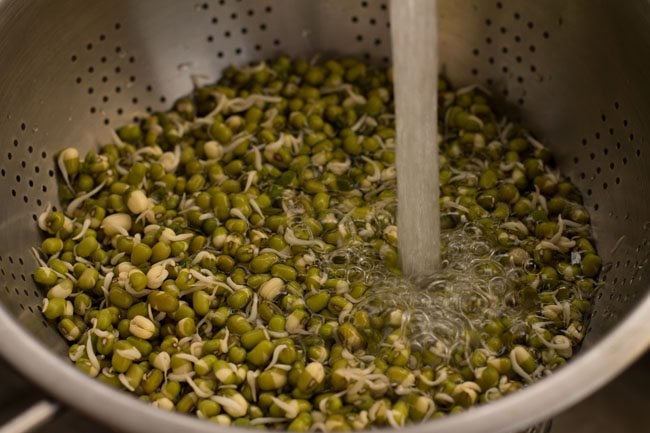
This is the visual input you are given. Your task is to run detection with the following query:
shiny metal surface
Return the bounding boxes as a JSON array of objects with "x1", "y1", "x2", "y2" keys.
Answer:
[{"x1": 0, "y1": 0, "x2": 649, "y2": 432}]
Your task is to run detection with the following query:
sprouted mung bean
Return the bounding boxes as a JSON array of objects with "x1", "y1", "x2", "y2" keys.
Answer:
[{"x1": 32, "y1": 56, "x2": 600, "y2": 430}]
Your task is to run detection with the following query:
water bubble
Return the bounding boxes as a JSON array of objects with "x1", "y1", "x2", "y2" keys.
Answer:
[{"x1": 348, "y1": 223, "x2": 534, "y2": 363}]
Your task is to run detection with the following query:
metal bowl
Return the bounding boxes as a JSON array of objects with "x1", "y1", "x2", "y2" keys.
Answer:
[{"x1": 1, "y1": 1, "x2": 649, "y2": 432}]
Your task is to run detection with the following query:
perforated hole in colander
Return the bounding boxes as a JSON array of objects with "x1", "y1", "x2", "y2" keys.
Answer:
[
  {"x1": 70, "y1": 22, "x2": 161, "y2": 125},
  {"x1": 471, "y1": 1, "x2": 556, "y2": 106},
  {"x1": 204, "y1": 0, "x2": 285, "y2": 63}
]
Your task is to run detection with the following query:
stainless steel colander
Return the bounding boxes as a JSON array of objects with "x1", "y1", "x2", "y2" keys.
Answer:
[{"x1": 1, "y1": 1, "x2": 649, "y2": 432}]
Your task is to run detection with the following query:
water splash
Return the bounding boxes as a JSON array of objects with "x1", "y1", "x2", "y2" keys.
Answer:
[{"x1": 327, "y1": 223, "x2": 531, "y2": 362}]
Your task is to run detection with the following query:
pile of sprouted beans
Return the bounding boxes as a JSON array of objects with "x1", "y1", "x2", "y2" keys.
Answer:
[{"x1": 32, "y1": 56, "x2": 600, "y2": 430}]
